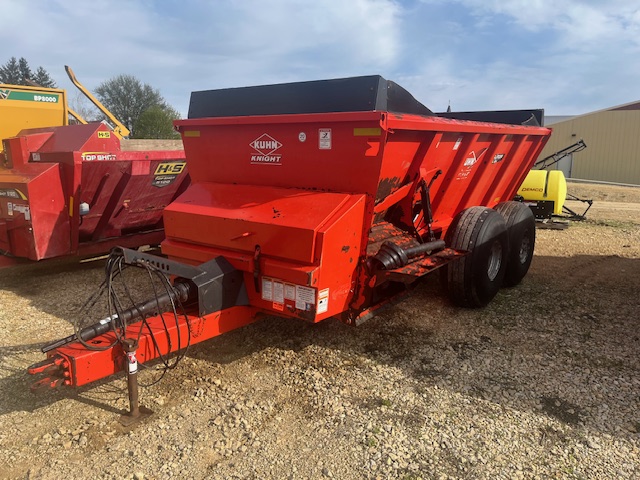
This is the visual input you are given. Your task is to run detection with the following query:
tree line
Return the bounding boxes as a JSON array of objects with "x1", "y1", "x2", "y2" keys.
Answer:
[{"x1": 1, "y1": 57, "x2": 180, "y2": 139}]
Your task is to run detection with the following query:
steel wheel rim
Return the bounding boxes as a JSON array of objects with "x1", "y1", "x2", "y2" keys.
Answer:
[
  {"x1": 519, "y1": 234, "x2": 532, "y2": 264},
  {"x1": 487, "y1": 240, "x2": 502, "y2": 281}
]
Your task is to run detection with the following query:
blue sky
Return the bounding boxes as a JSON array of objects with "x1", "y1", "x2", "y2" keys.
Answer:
[{"x1": 3, "y1": 0, "x2": 639, "y2": 118}]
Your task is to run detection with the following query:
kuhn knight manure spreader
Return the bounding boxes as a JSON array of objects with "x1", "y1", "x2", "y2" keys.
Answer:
[{"x1": 29, "y1": 76, "x2": 550, "y2": 420}]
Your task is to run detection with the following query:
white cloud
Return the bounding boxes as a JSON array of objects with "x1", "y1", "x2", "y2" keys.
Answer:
[
  {"x1": 2, "y1": 0, "x2": 402, "y2": 115},
  {"x1": 410, "y1": 0, "x2": 640, "y2": 113},
  {"x1": 434, "y1": 0, "x2": 640, "y2": 49},
  {"x1": 2, "y1": 0, "x2": 639, "y2": 116}
]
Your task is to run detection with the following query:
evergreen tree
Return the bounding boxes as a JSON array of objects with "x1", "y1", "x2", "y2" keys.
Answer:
[
  {"x1": 0, "y1": 57, "x2": 21, "y2": 84},
  {"x1": 32, "y1": 66, "x2": 57, "y2": 88},
  {"x1": 18, "y1": 57, "x2": 32, "y2": 84},
  {"x1": 0, "y1": 57, "x2": 56, "y2": 87}
]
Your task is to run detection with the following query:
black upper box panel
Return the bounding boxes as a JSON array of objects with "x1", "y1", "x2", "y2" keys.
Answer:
[{"x1": 188, "y1": 75, "x2": 434, "y2": 119}]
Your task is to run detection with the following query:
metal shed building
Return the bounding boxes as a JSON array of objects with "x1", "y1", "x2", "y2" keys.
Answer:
[{"x1": 541, "y1": 101, "x2": 640, "y2": 186}]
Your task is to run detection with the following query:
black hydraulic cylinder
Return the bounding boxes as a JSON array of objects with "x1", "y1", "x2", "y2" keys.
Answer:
[{"x1": 41, "y1": 282, "x2": 192, "y2": 353}]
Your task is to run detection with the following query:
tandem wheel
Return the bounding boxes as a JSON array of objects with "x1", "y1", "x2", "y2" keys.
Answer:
[
  {"x1": 494, "y1": 201, "x2": 536, "y2": 287},
  {"x1": 445, "y1": 206, "x2": 509, "y2": 307}
]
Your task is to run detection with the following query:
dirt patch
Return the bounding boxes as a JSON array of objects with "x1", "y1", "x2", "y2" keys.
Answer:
[{"x1": 568, "y1": 181, "x2": 640, "y2": 203}]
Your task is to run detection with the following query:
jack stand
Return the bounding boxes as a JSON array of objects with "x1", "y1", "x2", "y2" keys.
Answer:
[{"x1": 119, "y1": 339, "x2": 153, "y2": 426}]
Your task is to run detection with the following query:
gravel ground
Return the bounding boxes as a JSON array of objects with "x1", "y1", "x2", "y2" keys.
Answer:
[{"x1": 0, "y1": 184, "x2": 638, "y2": 480}]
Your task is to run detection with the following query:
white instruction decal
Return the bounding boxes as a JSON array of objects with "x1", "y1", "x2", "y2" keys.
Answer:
[
  {"x1": 261, "y1": 277, "x2": 273, "y2": 301},
  {"x1": 7, "y1": 203, "x2": 30, "y2": 220},
  {"x1": 284, "y1": 283, "x2": 296, "y2": 301},
  {"x1": 273, "y1": 281, "x2": 284, "y2": 304},
  {"x1": 296, "y1": 285, "x2": 315, "y2": 310}
]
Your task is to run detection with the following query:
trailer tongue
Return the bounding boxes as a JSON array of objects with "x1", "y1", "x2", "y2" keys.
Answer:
[{"x1": 29, "y1": 76, "x2": 550, "y2": 418}]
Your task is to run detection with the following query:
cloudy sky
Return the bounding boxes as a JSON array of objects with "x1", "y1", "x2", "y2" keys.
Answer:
[{"x1": 3, "y1": 0, "x2": 639, "y2": 118}]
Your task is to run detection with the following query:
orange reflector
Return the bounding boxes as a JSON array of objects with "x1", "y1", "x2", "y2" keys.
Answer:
[{"x1": 353, "y1": 128, "x2": 381, "y2": 136}]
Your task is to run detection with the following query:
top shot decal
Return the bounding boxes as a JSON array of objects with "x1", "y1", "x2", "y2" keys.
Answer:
[
  {"x1": 250, "y1": 134, "x2": 282, "y2": 165},
  {"x1": 81, "y1": 152, "x2": 117, "y2": 161}
]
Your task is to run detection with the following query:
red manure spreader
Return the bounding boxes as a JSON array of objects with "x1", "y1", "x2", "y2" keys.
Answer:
[
  {"x1": 0, "y1": 123, "x2": 188, "y2": 267},
  {"x1": 28, "y1": 76, "x2": 550, "y2": 419}
]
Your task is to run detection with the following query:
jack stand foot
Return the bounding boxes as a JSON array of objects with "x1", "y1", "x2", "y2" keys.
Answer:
[
  {"x1": 119, "y1": 405, "x2": 154, "y2": 427},
  {"x1": 119, "y1": 338, "x2": 153, "y2": 426}
]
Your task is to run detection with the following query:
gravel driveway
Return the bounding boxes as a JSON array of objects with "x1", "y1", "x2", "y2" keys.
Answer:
[{"x1": 0, "y1": 184, "x2": 638, "y2": 480}]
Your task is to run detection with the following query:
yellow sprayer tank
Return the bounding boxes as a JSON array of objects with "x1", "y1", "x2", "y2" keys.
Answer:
[
  {"x1": 0, "y1": 84, "x2": 69, "y2": 153},
  {"x1": 518, "y1": 169, "x2": 567, "y2": 215}
]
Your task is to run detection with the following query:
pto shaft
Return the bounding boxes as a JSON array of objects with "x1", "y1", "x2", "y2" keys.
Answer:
[{"x1": 41, "y1": 281, "x2": 193, "y2": 353}]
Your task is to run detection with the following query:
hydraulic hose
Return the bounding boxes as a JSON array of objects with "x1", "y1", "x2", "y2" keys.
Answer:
[{"x1": 41, "y1": 281, "x2": 193, "y2": 353}]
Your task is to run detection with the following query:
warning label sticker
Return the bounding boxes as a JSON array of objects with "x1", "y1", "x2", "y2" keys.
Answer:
[
  {"x1": 317, "y1": 288, "x2": 329, "y2": 314},
  {"x1": 261, "y1": 277, "x2": 319, "y2": 313},
  {"x1": 319, "y1": 128, "x2": 332, "y2": 150}
]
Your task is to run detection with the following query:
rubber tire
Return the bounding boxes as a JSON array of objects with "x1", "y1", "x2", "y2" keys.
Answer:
[
  {"x1": 495, "y1": 201, "x2": 536, "y2": 287},
  {"x1": 446, "y1": 207, "x2": 509, "y2": 307}
]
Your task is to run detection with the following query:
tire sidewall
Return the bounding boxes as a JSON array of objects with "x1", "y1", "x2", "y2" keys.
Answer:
[
  {"x1": 495, "y1": 202, "x2": 536, "y2": 286},
  {"x1": 467, "y1": 211, "x2": 509, "y2": 305},
  {"x1": 446, "y1": 207, "x2": 509, "y2": 307}
]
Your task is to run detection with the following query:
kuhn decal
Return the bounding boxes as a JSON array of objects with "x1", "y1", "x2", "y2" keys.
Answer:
[
  {"x1": 463, "y1": 147, "x2": 489, "y2": 167},
  {"x1": 456, "y1": 148, "x2": 489, "y2": 180},
  {"x1": 250, "y1": 134, "x2": 282, "y2": 165}
]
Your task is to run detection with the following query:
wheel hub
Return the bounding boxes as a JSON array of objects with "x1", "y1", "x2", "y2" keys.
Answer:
[{"x1": 487, "y1": 240, "x2": 503, "y2": 281}]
